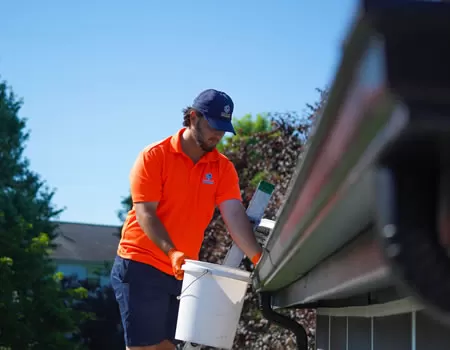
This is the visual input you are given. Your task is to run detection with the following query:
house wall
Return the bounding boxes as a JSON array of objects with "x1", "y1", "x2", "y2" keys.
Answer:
[
  {"x1": 315, "y1": 297, "x2": 450, "y2": 350},
  {"x1": 56, "y1": 261, "x2": 111, "y2": 287}
]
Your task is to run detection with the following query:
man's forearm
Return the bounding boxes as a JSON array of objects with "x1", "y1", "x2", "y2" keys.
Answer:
[
  {"x1": 137, "y1": 211, "x2": 175, "y2": 255},
  {"x1": 221, "y1": 202, "x2": 262, "y2": 260}
]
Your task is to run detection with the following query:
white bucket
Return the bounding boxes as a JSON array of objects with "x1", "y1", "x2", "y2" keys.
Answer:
[{"x1": 175, "y1": 259, "x2": 251, "y2": 349}]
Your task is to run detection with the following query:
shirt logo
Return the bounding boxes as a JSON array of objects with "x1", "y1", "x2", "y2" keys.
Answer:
[{"x1": 202, "y1": 173, "x2": 214, "y2": 185}]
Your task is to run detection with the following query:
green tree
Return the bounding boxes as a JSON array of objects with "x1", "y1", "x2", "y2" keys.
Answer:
[
  {"x1": 217, "y1": 113, "x2": 272, "y2": 152},
  {"x1": 61, "y1": 274, "x2": 125, "y2": 350},
  {"x1": 0, "y1": 77, "x2": 85, "y2": 349}
]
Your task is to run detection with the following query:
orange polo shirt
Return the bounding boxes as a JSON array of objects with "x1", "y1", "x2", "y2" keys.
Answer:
[{"x1": 117, "y1": 128, "x2": 242, "y2": 275}]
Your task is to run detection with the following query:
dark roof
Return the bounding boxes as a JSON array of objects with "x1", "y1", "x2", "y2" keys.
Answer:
[{"x1": 51, "y1": 221, "x2": 121, "y2": 262}]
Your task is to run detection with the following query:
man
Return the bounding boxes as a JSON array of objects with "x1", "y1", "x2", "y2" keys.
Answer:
[{"x1": 110, "y1": 89, "x2": 263, "y2": 350}]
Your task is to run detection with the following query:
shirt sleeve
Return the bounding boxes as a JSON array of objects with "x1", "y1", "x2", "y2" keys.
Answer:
[
  {"x1": 130, "y1": 147, "x2": 163, "y2": 203},
  {"x1": 215, "y1": 161, "x2": 242, "y2": 206}
]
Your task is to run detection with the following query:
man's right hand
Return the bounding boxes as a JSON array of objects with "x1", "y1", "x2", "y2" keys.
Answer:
[{"x1": 168, "y1": 248, "x2": 186, "y2": 280}]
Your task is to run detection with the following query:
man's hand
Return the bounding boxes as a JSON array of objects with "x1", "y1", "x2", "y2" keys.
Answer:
[
  {"x1": 219, "y1": 199, "x2": 263, "y2": 265},
  {"x1": 168, "y1": 249, "x2": 186, "y2": 280}
]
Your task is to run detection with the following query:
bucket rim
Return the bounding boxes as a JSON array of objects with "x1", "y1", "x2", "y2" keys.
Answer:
[{"x1": 182, "y1": 259, "x2": 251, "y2": 282}]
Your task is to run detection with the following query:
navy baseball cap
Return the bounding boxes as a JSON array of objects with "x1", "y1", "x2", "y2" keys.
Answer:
[{"x1": 192, "y1": 89, "x2": 236, "y2": 135}]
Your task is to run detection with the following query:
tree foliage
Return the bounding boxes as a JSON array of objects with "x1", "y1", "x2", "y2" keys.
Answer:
[
  {"x1": 217, "y1": 113, "x2": 272, "y2": 153},
  {"x1": 60, "y1": 274, "x2": 125, "y2": 350},
  {"x1": 0, "y1": 78, "x2": 85, "y2": 349}
]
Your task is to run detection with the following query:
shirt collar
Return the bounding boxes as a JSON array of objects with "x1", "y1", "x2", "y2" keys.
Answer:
[{"x1": 170, "y1": 128, "x2": 220, "y2": 162}]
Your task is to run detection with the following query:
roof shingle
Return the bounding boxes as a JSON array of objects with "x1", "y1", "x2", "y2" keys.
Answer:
[{"x1": 51, "y1": 221, "x2": 121, "y2": 262}]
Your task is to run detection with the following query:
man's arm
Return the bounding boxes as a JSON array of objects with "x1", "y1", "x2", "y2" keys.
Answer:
[
  {"x1": 135, "y1": 201, "x2": 175, "y2": 255},
  {"x1": 135, "y1": 201, "x2": 185, "y2": 279},
  {"x1": 129, "y1": 147, "x2": 186, "y2": 279},
  {"x1": 219, "y1": 199, "x2": 262, "y2": 264},
  {"x1": 129, "y1": 148, "x2": 174, "y2": 253}
]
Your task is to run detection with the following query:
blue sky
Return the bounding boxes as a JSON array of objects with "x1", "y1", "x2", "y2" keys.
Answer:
[{"x1": 1, "y1": 0, "x2": 358, "y2": 226}]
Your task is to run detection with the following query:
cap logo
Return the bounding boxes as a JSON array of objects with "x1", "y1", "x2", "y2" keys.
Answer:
[{"x1": 221, "y1": 105, "x2": 232, "y2": 119}]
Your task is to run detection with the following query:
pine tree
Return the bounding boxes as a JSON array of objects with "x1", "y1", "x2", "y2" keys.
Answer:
[{"x1": 0, "y1": 77, "x2": 85, "y2": 350}]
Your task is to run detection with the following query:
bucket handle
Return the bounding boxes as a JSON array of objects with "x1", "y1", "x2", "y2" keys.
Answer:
[{"x1": 176, "y1": 268, "x2": 210, "y2": 300}]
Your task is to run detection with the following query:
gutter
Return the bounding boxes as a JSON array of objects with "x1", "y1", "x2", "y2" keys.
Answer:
[{"x1": 253, "y1": 0, "x2": 450, "y2": 327}]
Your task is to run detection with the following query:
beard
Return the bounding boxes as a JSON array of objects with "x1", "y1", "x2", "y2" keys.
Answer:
[{"x1": 193, "y1": 120, "x2": 216, "y2": 153}]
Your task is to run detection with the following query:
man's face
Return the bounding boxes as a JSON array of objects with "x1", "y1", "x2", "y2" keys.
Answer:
[{"x1": 192, "y1": 117, "x2": 225, "y2": 152}]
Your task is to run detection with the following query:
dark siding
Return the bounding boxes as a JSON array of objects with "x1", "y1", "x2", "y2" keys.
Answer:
[
  {"x1": 316, "y1": 315, "x2": 330, "y2": 350},
  {"x1": 330, "y1": 317, "x2": 347, "y2": 350},
  {"x1": 315, "y1": 303, "x2": 450, "y2": 350},
  {"x1": 348, "y1": 317, "x2": 371, "y2": 350},
  {"x1": 416, "y1": 310, "x2": 450, "y2": 350},
  {"x1": 373, "y1": 313, "x2": 411, "y2": 350}
]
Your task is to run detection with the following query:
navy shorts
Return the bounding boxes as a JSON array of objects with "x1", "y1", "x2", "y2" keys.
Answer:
[{"x1": 110, "y1": 255, "x2": 183, "y2": 347}]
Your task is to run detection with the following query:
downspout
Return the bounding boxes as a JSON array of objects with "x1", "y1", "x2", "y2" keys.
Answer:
[{"x1": 259, "y1": 292, "x2": 308, "y2": 350}]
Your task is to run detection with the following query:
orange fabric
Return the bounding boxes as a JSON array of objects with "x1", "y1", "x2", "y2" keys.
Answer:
[
  {"x1": 117, "y1": 128, "x2": 242, "y2": 276},
  {"x1": 251, "y1": 251, "x2": 262, "y2": 265}
]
